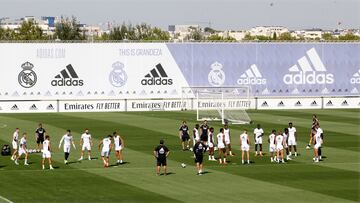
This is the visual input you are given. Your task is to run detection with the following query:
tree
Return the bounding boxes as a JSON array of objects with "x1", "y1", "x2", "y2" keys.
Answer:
[
  {"x1": 207, "y1": 34, "x2": 223, "y2": 41},
  {"x1": 54, "y1": 16, "x2": 85, "y2": 40},
  {"x1": 243, "y1": 34, "x2": 256, "y2": 40},
  {"x1": 204, "y1": 27, "x2": 216, "y2": 34},
  {"x1": 16, "y1": 20, "x2": 45, "y2": 40},
  {"x1": 322, "y1": 33, "x2": 334, "y2": 40},
  {"x1": 278, "y1": 32, "x2": 294, "y2": 40},
  {"x1": 338, "y1": 33, "x2": 360, "y2": 40},
  {"x1": 272, "y1": 32, "x2": 277, "y2": 40},
  {"x1": 0, "y1": 27, "x2": 16, "y2": 40}
]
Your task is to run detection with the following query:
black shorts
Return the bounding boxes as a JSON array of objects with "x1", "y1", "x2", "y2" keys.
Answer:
[
  {"x1": 157, "y1": 157, "x2": 167, "y2": 166},
  {"x1": 181, "y1": 134, "x2": 190, "y2": 142},
  {"x1": 195, "y1": 155, "x2": 203, "y2": 164},
  {"x1": 37, "y1": 137, "x2": 44, "y2": 144}
]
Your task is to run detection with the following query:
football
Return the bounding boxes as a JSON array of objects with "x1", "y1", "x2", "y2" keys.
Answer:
[{"x1": 181, "y1": 163, "x2": 186, "y2": 168}]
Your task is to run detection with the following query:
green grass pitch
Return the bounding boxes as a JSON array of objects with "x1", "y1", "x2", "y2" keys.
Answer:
[{"x1": 0, "y1": 109, "x2": 359, "y2": 203}]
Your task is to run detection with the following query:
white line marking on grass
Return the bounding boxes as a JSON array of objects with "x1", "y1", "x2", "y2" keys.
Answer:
[
  {"x1": 0, "y1": 124, "x2": 7, "y2": 128},
  {"x1": 0, "y1": 195, "x2": 13, "y2": 203}
]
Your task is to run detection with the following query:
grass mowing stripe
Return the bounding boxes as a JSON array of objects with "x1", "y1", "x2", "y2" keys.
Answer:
[{"x1": 0, "y1": 110, "x2": 358, "y2": 203}]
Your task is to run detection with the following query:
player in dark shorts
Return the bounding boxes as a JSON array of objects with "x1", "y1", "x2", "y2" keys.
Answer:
[
  {"x1": 154, "y1": 139, "x2": 170, "y2": 176},
  {"x1": 193, "y1": 138, "x2": 207, "y2": 175},
  {"x1": 179, "y1": 121, "x2": 190, "y2": 150},
  {"x1": 200, "y1": 120, "x2": 209, "y2": 142},
  {"x1": 35, "y1": 123, "x2": 46, "y2": 151}
]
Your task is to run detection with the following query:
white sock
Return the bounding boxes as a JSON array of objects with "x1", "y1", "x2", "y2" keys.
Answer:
[
  {"x1": 289, "y1": 152, "x2": 292, "y2": 156},
  {"x1": 295, "y1": 152, "x2": 297, "y2": 156},
  {"x1": 271, "y1": 157, "x2": 273, "y2": 161},
  {"x1": 25, "y1": 159, "x2": 28, "y2": 164},
  {"x1": 229, "y1": 151, "x2": 233, "y2": 155},
  {"x1": 242, "y1": 160, "x2": 244, "y2": 164},
  {"x1": 42, "y1": 165, "x2": 45, "y2": 169},
  {"x1": 247, "y1": 160, "x2": 250, "y2": 164},
  {"x1": 80, "y1": 156, "x2": 83, "y2": 159}
]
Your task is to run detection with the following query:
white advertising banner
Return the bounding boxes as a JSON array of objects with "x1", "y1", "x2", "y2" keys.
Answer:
[
  {"x1": 196, "y1": 99, "x2": 255, "y2": 110},
  {"x1": 257, "y1": 98, "x2": 322, "y2": 109},
  {"x1": 127, "y1": 99, "x2": 190, "y2": 111},
  {"x1": 59, "y1": 100, "x2": 125, "y2": 112},
  {"x1": 323, "y1": 97, "x2": 360, "y2": 109},
  {"x1": 0, "y1": 101, "x2": 57, "y2": 113},
  {"x1": 0, "y1": 43, "x2": 190, "y2": 100}
]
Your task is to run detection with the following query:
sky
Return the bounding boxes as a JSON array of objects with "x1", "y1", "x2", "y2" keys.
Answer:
[{"x1": 0, "y1": 0, "x2": 359, "y2": 30}]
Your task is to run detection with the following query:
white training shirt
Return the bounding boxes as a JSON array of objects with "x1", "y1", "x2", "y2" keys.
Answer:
[
  {"x1": 43, "y1": 140, "x2": 50, "y2": 152},
  {"x1": 240, "y1": 133, "x2": 249, "y2": 146},
  {"x1": 315, "y1": 128, "x2": 323, "y2": 145},
  {"x1": 114, "y1": 135, "x2": 122, "y2": 147},
  {"x1": 276, "y1": 135, "x2": 284, "y2": 146},
  {"x1": 217, "y1": 133, "x2": 224, "y2": 145},
  {"x1": 193, "y1": 128, "x2": 199, "y2": 140},
  {"x1": 102, "y1": 138, "x2": 111, "y2": 151},
  {"x1": 269, "y1": 133, "x2": 276, "y2": 145},
  {"x1": 224, "y1": 128, "x2": 230, "y2": 141},
  {"x1": 254, "y1": 128, "x2": 264, "y2": 139},
  {"x1": 60, "y1": 134, "x2": 73, "y2": 146},
  {"x1": 13, "y1": 131, "x2": 19, "y2": 142},
  {"x1": 288, "y1": 127, "x2": 296, "y2": 139},
  {"x1": 20, "y1": 137, "x2": 27, "y2": 148},
  {"x1": 81, "y1": 133, "x2": 91, "y2": 145}
]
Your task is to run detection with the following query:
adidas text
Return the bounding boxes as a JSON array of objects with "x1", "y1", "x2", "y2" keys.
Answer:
[
  {"x1": 51, "y1": 78, "x2": 84, "y2": 86},
  {"x1": 283, "y1": 71, "x2": 334, "y2": 85},
  {"x1": 350, "y1": 78, "x2": 360, "y2": 84},
  {"x1": 141, "y1": 78, "x2": 173, "y2": 85},
  {"x1": 237, "y1": 78, "x2": 266, "y2": 85}
]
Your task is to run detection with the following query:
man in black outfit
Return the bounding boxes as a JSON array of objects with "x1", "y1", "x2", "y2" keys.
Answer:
[
  {"x1": 35, "y1": 123, "x2": 46, "y2": 152},
  {"x1": 154, "y1": 139, "x2": 170, "y2": 176},
  {"x1": 179, "y1": 121, "x2": 190, "y2": 150},
  {"x1": 193, "y1": 138, "x2": 207, "y2": 175}
]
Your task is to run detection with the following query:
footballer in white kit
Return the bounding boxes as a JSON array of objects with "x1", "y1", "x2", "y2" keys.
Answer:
[
  {"x1": 217, "y1": 128, "x2": 227, "y2": 164},
  {"x1": 240, "y1": 130, "x2": 250, "y2": 164},
  {"x1": 192, "y1": 124, "x2": 200, "y2": 148},
  {"x1": 253, "y1": 124, "x2": 264, "y2": 156},
  {"x1": 275, "y1": 132, "x2": 285, "y2": 163},
  {"x1": 268, "y1": 130, "x2": 276, "y2": 162},
  {"x1": 79, "y1": 129, "x2": 92, "y2": 161},
  {"x1": 288, "y1": 122, "x2": 298, "y2": 156},
  {"x1": 113, "y1": 131, "x2": 125, "y2": 164},
  {"x1": 224, "y1": 123, "x2": 234, "y2": 156},
  {"x1": 16, "y1": 133, "x2": 29, "y2": 165},
  {"x1": 313, "y1": 125, "x2": 323, "y2": 162},
  {"x1": 58, "y1": 130, "x2": 76, "y2": 164},
  {"x1": 207, "y1": 127, "x2": 216, "y2": 161},
  {"x1": 283, "y1": 128, "x2": 291, "y2": 160},
  {"x1": 98, "y1": 135, "x2": 113, "y2": 167},
  {"x1": 42, "y1": 135, "x2": 54, "y2": 170},
  {"x1": 11, "y1": 128, "x2": 20, "y2": 161}
]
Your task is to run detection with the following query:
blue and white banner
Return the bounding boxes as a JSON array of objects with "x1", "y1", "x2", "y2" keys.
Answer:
[{"x1": 0, "y1": 43, "x2": 359, "y2": 100}]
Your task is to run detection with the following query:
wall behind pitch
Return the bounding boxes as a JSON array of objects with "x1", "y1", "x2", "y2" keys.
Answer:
[{"x1": 0, "y1": 43, "x2": 359, "y2": 101}]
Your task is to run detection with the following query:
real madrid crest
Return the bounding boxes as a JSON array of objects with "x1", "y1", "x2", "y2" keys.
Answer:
[
  {"x1": 18, "y1": 62, "x2": 37, "y2": 88},
  {"x1": 109, "y1": 61, "x2": 127, "y2": 87},
  {"x1": 208, "y1": 61, "x2": 225, "y2": 87}
]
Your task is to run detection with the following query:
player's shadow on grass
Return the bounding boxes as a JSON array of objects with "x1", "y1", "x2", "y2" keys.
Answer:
[
  {"x1": 67, "y1": 161, "x2": 78, "y2": 164},
  {"x1": 161, "y1": 172, "x2": 175, "y2": 176},
  {"x1": 201, "y1": 171, "x2": 211, "y2": 174},
  {"x1": 109, "y1": 162, "x2": 130, "y2": 167}
]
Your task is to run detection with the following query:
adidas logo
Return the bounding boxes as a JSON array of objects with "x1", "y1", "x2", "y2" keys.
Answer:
[
  {"x1": 326, "y1": 100, "x2": 333, "y2": 106},
  {"x1": 283, "y1": 48, "x2": 334, "y2": 85},
  {"x1": 237, "y1": 64, "x2": 266, "y2": 85},
  {"x1": 261, "y1": 101, "x2": 268, "y2": 107},
  {"x1": 341, "y1": 100, "x2": 348, "y2": 106},
  {"x1": 29, "y1": 104, "x2": 38, "y2": 110},
  {"x1": 11, "y1": 104, "x2": 19, "y2": 110},
  {"x1": 295, "y1": 101, "x2": 302, "y2": 106},
  {"x1": 51, "y1": 64, "x2": 84, "y2": 86},
  {"x1": 277, "y1": 101, "x2": 284, "y2": 107},
  {"x1": 350, "y1": 69, "x2": 360, "y2": 84},
  {"x1": 311, "y1": 101, "x2": 318, "y2": 106},
  {"x1": 46, "y1": 104, "x2": 54, "y2": 110},
  {"x1": 141, "y1": 63, "x2": 173, "y2": 85}
]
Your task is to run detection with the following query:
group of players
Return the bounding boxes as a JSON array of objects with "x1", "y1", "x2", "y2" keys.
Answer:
[
  {"x1": 10, "y1": 123, "x2": 125, "y2": 169},
  {"x1": 173, "y1": 114, "x2": 324, "y2": 175}
]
